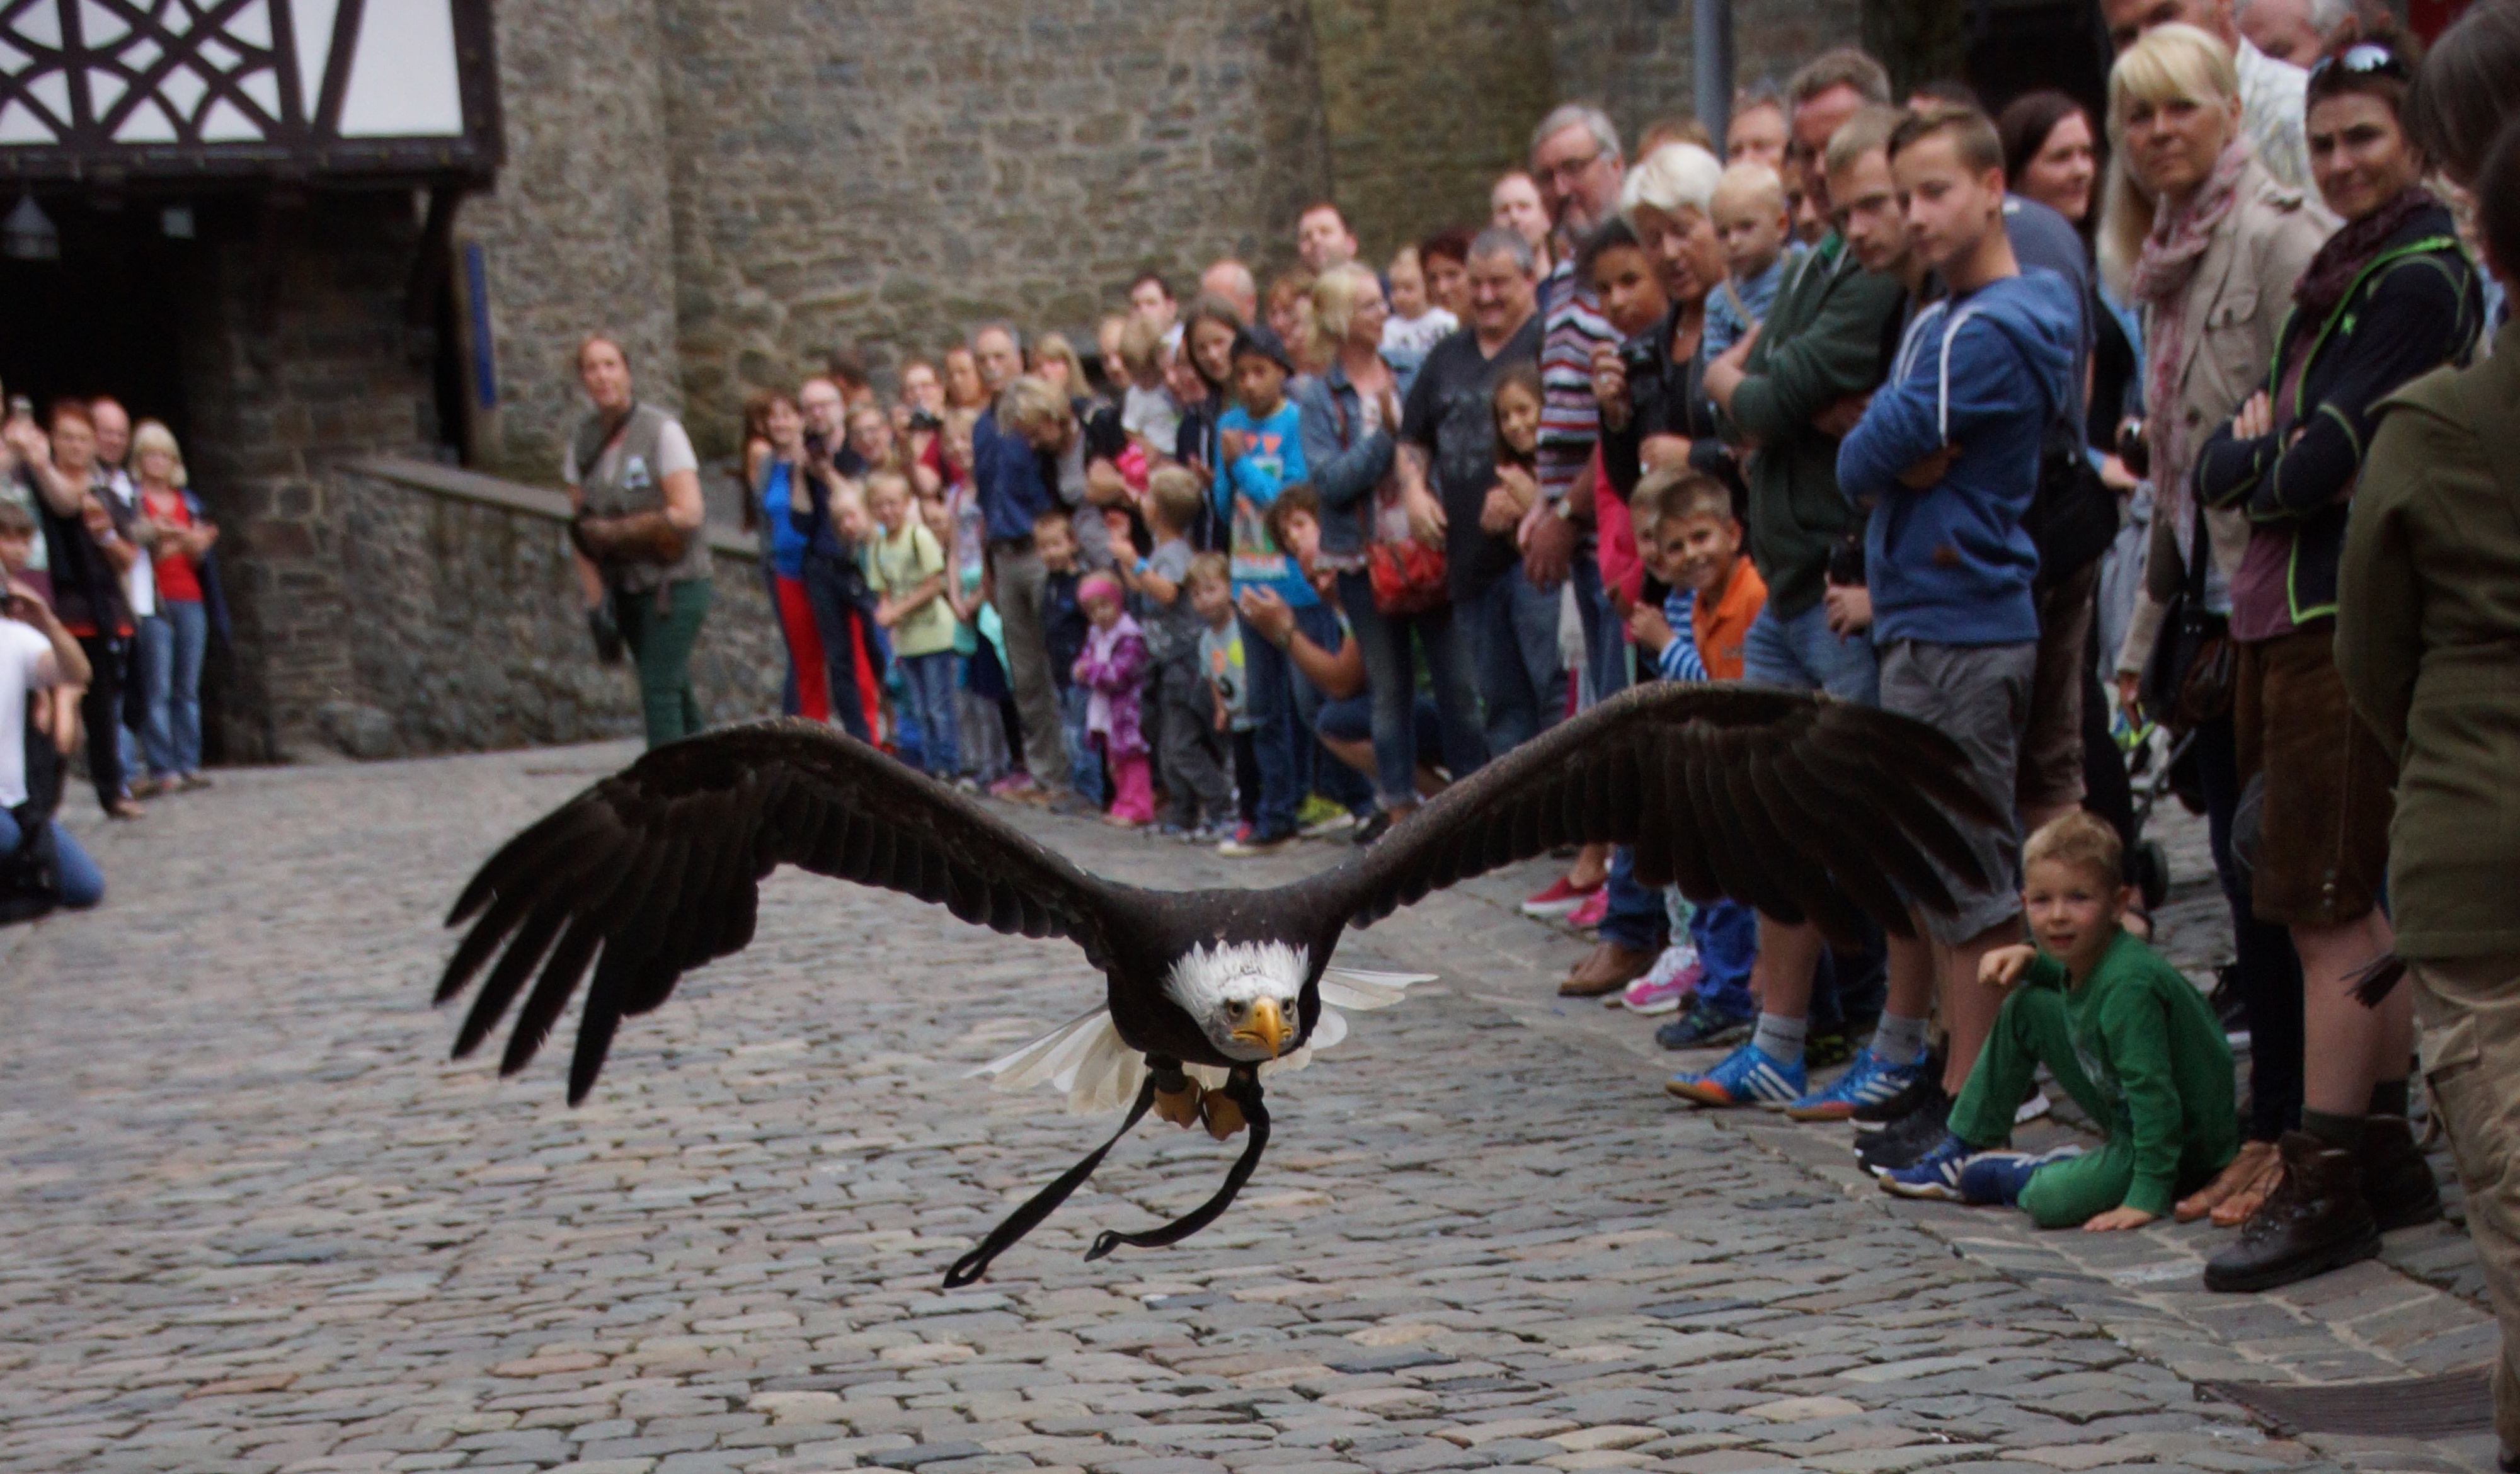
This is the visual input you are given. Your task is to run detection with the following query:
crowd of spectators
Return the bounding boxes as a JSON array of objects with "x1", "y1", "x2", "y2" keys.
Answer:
[
  {"x1": 1, "y1": 391, "x2": 229, "y2": 920},
  {"x1": 551, "y1": 0, "x2": 2520, "y2": 1318},
  {"x1": 14, "y1": 0, "x2": 2520, "y2": 1427}
]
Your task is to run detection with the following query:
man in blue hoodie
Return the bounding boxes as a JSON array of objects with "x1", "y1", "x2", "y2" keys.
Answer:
[{"x1": 1838, "y1": 102, "x2": 2080, "y2": 1105}]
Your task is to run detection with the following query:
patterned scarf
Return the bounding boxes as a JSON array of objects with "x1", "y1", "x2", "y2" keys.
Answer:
[
  {"x1": 2132, "y1": 138, "x2": 2255, "y2": 551},
  {"x1": 2294, "y1": 185, "x2": 2437, "y2": 324}
]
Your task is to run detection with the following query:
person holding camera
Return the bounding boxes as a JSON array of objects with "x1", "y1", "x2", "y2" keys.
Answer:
[
  {"x1": 562, "y1": 334, "x2": 710, "y2": 748},
  {"x1": 0, "y1": 515, "x2": 103, "y2": 918}
]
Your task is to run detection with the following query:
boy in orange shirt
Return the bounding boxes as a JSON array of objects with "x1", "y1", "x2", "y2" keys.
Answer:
[{"x1": 1612, "y1": 469, "x2": 1769, "y2": 1046}]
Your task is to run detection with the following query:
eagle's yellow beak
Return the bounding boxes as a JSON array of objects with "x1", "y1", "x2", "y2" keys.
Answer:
[{"x1": 1232, "y1": 997, "x2": 1292, "y2": 1056}]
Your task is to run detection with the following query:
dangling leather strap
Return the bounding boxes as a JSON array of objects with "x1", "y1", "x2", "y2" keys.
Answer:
[
  {"x1": 942, "y1": 1071, "x2": 1162, "y2": 1288},
  {"x1": 1086, "y1": 1070, "x2": 1270, "y2": 1261}
]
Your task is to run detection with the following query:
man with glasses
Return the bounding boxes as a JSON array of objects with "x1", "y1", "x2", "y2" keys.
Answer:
[
  {"x1": 1781, "y1": 49, "x2": 1891, "y2": 246},
  {"x1": 1521, "y1": 104, "x2": 1627, "y2": 724}
]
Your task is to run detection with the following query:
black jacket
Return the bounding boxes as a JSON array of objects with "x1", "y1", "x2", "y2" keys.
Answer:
[
  {"x1": 2196, "y1": 201, "x2": 2483, "y2": 628},
  {"x1": 1597, "y1": 304, "x2": 1744, "y2": 514}
]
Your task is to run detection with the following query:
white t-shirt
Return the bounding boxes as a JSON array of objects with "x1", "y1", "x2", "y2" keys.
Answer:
[
  {"x1": 0, "y1": 618, "x2": 56, "y2": 808},
  {"x1": 106, "y1": 469, "x2": 154, "y2": 619},
  {"x1": 560, "y1": 418, "x2": 698, "y2": 488}
]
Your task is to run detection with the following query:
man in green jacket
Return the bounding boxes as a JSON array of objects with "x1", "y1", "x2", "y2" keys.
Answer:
[
  {"x1": 1672, "y1": 100, "x2": 1911, "y2": 1114},
  {"x1": 2335, "y1": 118, "x2": 2520, "y2": 1458}
]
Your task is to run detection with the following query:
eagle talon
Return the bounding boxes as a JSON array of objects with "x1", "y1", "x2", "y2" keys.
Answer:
[
  {"x1": 1153, "y1": 1082, "x2": 1205, "y2": 1129},
  {"x1": 1200, "y1": 1087, "x2": 1247, "y2": 1140}
]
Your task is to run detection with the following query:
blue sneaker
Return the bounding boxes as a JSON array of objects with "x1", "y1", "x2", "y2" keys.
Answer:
[
  {"x1": 1665, "y1": 1042, "x2": 1807, "y2": 1108},
  {"x1": 1954, "y1": 1146, "x2": 2084, "y2": 1206},
  {"x1": 1878, "y1": 1133, "x2": 1974, "y2": 1198},
  {"x1": 1784, "y1": 1048, "x2": 1925, "y2": 1122}
]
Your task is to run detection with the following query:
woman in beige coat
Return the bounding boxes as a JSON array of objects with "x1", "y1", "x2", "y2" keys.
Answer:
[{"x1": 2100, "y1": 23, "x2": 2330, "y2": 1226}]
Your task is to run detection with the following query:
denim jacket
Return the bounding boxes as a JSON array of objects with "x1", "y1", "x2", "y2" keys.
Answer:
[{"x1": 1291, "y1": 362, "x2": 1396, "y2": 559}]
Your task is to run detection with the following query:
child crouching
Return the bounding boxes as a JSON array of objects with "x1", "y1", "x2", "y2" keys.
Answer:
[
  {"x1": 1880, "y1": 812, "x2": 2238, "y2": 1230},
  {"x1": 1073, "y1": 571, "x2": 1154, "y2": 826}
]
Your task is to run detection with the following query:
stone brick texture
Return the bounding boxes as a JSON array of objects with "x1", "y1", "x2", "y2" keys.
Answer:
[
  {"x1": 333, "y1": 464, "x2": 783, "y2": 755},
  {"x1": 454, "y1": 0, "x2": 1863, "y2": 466}
]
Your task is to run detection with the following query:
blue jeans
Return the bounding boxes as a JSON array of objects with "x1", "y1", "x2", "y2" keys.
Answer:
[
  {"x1": 1336, "y1": 571, "x2": 1487, "y2": 808},
  {"x1": 800, "y1": 554, "x2": 877, "y2": 742},
  {"x1": 0, "y1": 808, "x2": 103, "y2": 909},
  {"x1": 1690, "y1": 899, "x2": 1760, "y2": 1018},
  {"x1": 1598, "y1": 843, "x2": 1669, "y2": 954},
  {"x1": 898, "y1": 651, "x2": 959, "y2": 778},
  {"x1": 1741, "y1": 598, "x2": 1879, "y2": 703},
  {"x1": 1571, "y1": 552, "x2": 1629, "y2": 709},
  {"x1": 1059, "y1": 685, "x2": 1104, "y2": 808},
  {"x1": 1240, "y1": 603, "x2": 1339, "y2": 840},
  {"x1": 1466, "y1": 564, "x2": 1564, "y2": 757},
  {"x1": 142, "y1": 601, "x2": 207, "y2": 777}
]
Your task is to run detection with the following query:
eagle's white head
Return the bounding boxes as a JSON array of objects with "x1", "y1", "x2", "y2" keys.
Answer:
[{"x1": 1164, "y1": 941, "x2": 1309, "y2": 1062}]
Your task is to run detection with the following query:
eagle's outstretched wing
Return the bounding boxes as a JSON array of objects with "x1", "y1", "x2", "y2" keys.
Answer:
[
  {"x1": 437, "y1": 720, "x2": 1128, "y2": 1102},
  {"x1": 1301, "y1": 683, "x2": 2006, "y2": 947}
]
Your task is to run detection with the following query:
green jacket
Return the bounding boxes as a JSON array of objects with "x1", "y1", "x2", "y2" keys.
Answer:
[
  {"x1": 1721, "y1": 234, "x2": 1906, "y2": 619},
  {"x1": 2337, "y1": 320, "x2": 2520, "y2": 960},
  {"x1": 2011, "y1": 932, "x2": 2238, "y2": 1218}
]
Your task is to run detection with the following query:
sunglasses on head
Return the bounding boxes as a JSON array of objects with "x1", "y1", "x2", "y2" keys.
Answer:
[{"x1": 2308, "y1": 42, "x2": 2410, "y2": 89}]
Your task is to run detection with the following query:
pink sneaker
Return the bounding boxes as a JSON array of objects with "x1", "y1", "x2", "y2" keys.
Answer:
[
  {"x1": 1521, "y1": 874, "x2": 1605, "y2": 918},
  {"x1": 1615, "y1": 946, "x2": 1703, "y2": 1014},
  {"x1": 1567, "y1": 889, "x2": 1610, "y2": 930},
  {"x1": 988, "y1": 774, "x2": 1038, "y2": 802}
]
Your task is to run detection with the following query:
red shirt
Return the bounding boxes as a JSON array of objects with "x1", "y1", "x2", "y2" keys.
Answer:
[{"x1": 143, "y1": 489, "x2": 204, "y2": 604}]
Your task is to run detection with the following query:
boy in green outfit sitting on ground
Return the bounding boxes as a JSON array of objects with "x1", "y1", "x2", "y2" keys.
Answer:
[{"x1": 1879, "y1": 812, "x2": 2238, "y2": 1228}]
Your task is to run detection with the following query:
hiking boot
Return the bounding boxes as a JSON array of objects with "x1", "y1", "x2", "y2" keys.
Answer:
[
  {"x1": 2203, "y1": 1132, "x2": 2381, "y2": 1293},
  {"x1": 2357, "y1": 1115, "x2": 2443, "y2": 1232}
]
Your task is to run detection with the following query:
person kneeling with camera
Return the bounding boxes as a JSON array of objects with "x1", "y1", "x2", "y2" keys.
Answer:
[{"x1": 0, "y1": 501, "x2": 104, "y2": 921}]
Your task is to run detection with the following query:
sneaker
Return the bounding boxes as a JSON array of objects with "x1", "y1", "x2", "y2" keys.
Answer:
[
  {"x1": 1852, "y1": 1047, "x2": 1947, "y2": 1124},
  {"x1": 1956, "y1": 1147, "x2": 2082, "y2": 1207},
  {"x1": 1521, "y1": 874, "x2": 1604, "y2": 918},
  {"x1": 1218, "y1": 828, "x2": 1294, "y2": 858},
  {"x1": 1855, "y1": 1086, "x2": 1956, "y2": 1174},
  {"x1": 988, "y1": 774, "x2": 1038, "y2": 801},
  {"x1": 1352, "y1": 809, "x2": 1395, "y2": 847},
  {"x1": 1616, "y1": 946, "x2": 1701, "y2": 1014},
  {"x1": 1879, "y1": 1134, "x2": 1974, "y2": 1199},
  {"x1": 1784, "y1": 1048, "x2": 1925, "y2": 1122},
  {"x1": 1567, "y1": 889, "x2": 1610, "y2": 930},
  {"x1": 1665, "y1": 1042, "x2": 1807, "y2": 1107},
  {"x1": 1655, "y1": 998, "x2": 1754, "y2": 1051},
  {"x1": 1188, "y1": 821, "x2": 1230, "y2": 845},
  {"x1": 1298, "y1": 796, "x2": 1357, "y2": 838},
  {"x1": 1805, "y1": 1029, "x2": 1857, "y2": 1070}
]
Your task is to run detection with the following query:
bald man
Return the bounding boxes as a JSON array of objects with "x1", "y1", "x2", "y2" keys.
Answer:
[{"x1": 1200, "y1": 259, "x2": 1258, "y2": 323}]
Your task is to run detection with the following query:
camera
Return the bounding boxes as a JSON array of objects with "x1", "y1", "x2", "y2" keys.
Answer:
[
  {"x1": 804, "y1": 429, "x2": 830, "y2": 462},
  {"x1": 1617, "y1": 336, "x2": 1661, "y2": 390},
  {"x1": 2116, "y1": 418, "x2": 2150, "y2": 479},
  {"x1": 1826, "y1": 533, "x2": 1866, "y2": 588},
  {"x1": 5, "y1": 395, "x2": 30, "y2": 420},
  {"x1": 907, "y1": 408, "x2": 942, "y2": 433}
]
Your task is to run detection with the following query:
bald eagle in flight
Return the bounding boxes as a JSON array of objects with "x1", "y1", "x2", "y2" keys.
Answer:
[{"x1": 435, "y1": 683, "x2": 2000, "y2": 1283}]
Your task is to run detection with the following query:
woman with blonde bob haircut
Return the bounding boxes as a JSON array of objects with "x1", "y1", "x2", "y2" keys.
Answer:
[{"x1": 2102, "y1": 20, "x2": 2329, "y2": 1232}]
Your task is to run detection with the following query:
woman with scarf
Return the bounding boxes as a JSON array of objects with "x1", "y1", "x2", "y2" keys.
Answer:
[
  {"x1": 2102, "y1": 23, "x2": 2328, "y2": 1230},
  {"x1": 2190, "y1": 42, "x2": 2485, "y2": 1295}
]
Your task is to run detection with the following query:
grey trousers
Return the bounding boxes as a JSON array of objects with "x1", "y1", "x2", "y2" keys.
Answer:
[
  {"x1": 987, "y1": 538, "x2": 1071, "y2": 791},
  {"x1": 1156, "y1": 657, "x2": 1232, "y2": 828}
]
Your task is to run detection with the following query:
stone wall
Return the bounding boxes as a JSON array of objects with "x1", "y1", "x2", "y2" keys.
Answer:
[
  {"x1": 331, "y1": 459, "x2": 781, "y2": 755},
  {"x1": 1310, "y1": 0, "x2": 1558, "y2": 262},
  {"x1": 458, "y1": 0, "x2": 688, "y2": 480},
  {"x1": 178, "y1": 194, "x2": 443, "y2": 763}
]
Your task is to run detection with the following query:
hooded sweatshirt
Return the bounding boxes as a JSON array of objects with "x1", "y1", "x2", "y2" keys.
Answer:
[{"x1": 1838, "y1": 268, "x2": 2079, "y2": 647}]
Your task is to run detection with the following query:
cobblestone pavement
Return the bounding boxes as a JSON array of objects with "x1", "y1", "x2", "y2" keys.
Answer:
[{"x1": 0, "y1": 743, "x2": 2503, "y2": 1474}]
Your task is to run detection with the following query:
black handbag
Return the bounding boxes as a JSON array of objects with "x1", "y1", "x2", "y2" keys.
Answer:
[
  {"x1": 2142, "y1": 501, "x2": 2235, "y2": 734},
  {"x1": 2024, "y1": 421, "x2": 2120, "y2": 593}
]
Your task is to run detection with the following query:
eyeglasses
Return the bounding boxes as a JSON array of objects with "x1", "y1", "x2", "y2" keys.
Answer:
[
  {"x1": 1535, "y1": 150, "x2": 1603, "y2": 187},
  {"x1": 2308, "y1": 42, "x2": 2410, "y2": 90}
]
